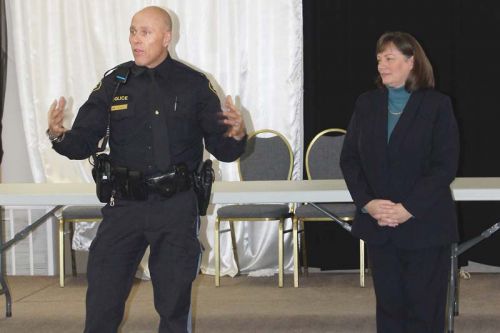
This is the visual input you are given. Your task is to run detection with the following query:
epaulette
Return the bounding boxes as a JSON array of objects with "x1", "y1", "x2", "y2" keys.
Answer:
[{"x1": 103, "y1": 61, "x2": 135, "y2": 78}]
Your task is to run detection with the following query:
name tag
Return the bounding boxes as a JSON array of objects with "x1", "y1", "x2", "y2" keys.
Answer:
[{"x1": 111, "y1": 104, "x2": 128, "y2": 111}]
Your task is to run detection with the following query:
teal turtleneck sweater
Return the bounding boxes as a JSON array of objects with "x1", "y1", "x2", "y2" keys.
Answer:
[{"x1": 387, "y1": 86, "x2": 411, "y2": 141}]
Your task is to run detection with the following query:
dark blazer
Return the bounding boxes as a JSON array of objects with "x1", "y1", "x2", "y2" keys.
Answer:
[{"x1": 340, "y1": 88, "x2": 459, "y2": 249}]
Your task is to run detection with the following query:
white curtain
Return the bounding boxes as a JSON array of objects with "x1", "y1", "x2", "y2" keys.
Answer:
[{"x1": 7, "y1": 0, "x2": 303, "y2": 277}]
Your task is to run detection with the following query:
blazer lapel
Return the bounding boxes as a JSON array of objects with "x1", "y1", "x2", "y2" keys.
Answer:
[
  {"x1": 373, "y1": 88, "x2": 389, "y2": 148},
  {"x1": 388, "y1": 90, "x2": 426, "y2": 154},
  {"x1": 371, "y1": 89, "x2": 390, "y2": 191}
]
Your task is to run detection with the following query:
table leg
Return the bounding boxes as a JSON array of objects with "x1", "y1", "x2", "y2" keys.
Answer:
[
  {"x1": 0, "y1": 206, "x2": 62, "y2": 317},
  {"x1": 0, "y1": 222, "x2": 12, "y2": 317},
  {"x1": 447, "y1": 243, "x2": 458, "y2": 333}
]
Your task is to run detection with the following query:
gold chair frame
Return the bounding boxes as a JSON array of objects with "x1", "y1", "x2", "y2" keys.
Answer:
[
  {"x1": 215, "y1": 129, "x2": 294, "y2": 287},
  {"x1": 58, "y1": 216, "x2": 101, "y2": 287},
  {"x1": 292, "y1": 128, "x2": 366, "y2": 288}
]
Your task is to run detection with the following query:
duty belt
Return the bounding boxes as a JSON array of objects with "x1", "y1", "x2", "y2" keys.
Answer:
[
  {"x1": 93, "y1": 156, "x2": 213, "y2": 214},
  {"x1": 111, "y1": 163, "x2": 192, "y2": 202}
]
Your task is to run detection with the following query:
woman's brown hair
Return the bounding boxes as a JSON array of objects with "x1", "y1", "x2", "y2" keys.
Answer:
[{"x1": 375, "y1": 31, "x2": 435, "y2": 91}]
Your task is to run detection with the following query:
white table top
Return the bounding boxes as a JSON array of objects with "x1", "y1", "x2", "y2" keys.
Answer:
[{"x1": 0, "y1": 178, "x2": 499, "y2": 206}]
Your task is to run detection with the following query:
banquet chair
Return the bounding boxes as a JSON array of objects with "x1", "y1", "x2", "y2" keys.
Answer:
[
  {"x1": 215, "y1": 129, "x2": 294, "y2": 287},
  {"x1": 59, "y1": 206, "x2": 102, "y2": 287},
  {"x1": 292, "y1": 128, "x2": 365, "y2": 287}
]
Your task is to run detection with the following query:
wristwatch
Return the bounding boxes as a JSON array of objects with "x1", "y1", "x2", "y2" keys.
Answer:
[{"x1": 46, "y1": 129, "x2": 65, "y2": 143}]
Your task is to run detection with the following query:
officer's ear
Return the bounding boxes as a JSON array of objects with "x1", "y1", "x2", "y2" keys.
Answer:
[{"x1": 163, "y1": 31, "x2": 172, "y2": 48}]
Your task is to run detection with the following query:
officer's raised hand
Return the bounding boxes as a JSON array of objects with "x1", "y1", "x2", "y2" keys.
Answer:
[
  {"x1": 222, "y1": 96, "x2": 246, "y2": 140},
  {"x1": 47, "y1": 96, "x2": 67, "y2": 141}
]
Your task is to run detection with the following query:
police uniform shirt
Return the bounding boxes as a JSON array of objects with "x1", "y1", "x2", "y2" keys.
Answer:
[{"x1": 53, "y1": 55, "x2": 246, "y2": 175}]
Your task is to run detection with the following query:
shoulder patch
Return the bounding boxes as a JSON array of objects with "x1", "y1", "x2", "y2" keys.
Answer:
[
  {"x1": 92, "y1": 80, "x2": 102, "y2": 92},
  {"x1": 208, "y1": 81, "x2": 217, "y2": 95}
]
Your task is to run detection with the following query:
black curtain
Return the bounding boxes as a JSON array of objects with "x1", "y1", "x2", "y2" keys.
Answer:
[
  {"x1": 0, "y1": 0, "x2": 7, "y2": 164},
  {"x1": 303, "y1": 0, "x2": 500, "y2": 269}
]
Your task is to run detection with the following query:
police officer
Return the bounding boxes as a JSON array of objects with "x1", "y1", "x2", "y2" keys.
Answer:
[{"x1": 47, "y1": 6, "x2": 246, "y2": 333}]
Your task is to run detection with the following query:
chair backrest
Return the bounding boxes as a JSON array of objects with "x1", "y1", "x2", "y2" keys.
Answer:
[
  {"x1": 306, "y1": 128, "x2": 346, "y2": 180},
  {"x1": 238, "y1": 129, "x2": 294, "y2": 181}
]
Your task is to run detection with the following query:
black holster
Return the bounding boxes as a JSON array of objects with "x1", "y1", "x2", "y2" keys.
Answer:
[
  {"x1": 91, "y1": 153, "x2": 114, "y2": 203},
  {"x1": 192, "y1": 159, "x2": 215, "y2": 216}
]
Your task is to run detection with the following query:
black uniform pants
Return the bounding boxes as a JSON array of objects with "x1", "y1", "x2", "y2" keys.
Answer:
[
  {"x1": 84, "y1": 189, "x2": 201, "y2": 333},
  {"x1": 368, "y1": 242, "x2": 450, "y2": 333}
]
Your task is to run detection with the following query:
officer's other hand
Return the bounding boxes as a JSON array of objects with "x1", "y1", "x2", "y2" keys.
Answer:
[
  {"x1": 222, "y1": 95, "x2": 246, "y2": 141},
  {"x1": 47, "y1": 96, "x2": 67, "y2": 137}
]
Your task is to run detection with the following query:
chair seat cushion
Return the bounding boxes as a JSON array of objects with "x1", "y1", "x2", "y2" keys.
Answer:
[
  {"x1": 294, "y1": 203, "x2": 356, "y2": 220},
  {"x1": 217, "y1": 204, "x2": 291, "y2": 219},
  {"x1": 62, "y1": 206, "x2": 103, "y2": 220}
]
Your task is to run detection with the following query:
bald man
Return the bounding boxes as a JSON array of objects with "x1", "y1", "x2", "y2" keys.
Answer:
[{"x1": 47, "y1": 6, "x2": 246, "y2": 333}]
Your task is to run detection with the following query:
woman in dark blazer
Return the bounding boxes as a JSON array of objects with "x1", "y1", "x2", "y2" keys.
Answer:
[{"x1": 340, "y1": 31, "x2": 459, "y2": 333}]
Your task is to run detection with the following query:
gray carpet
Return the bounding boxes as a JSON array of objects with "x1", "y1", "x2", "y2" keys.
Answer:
[{"x1": 0, "y1": 272, "x2": 499, "y2": 332}]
